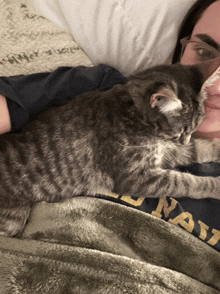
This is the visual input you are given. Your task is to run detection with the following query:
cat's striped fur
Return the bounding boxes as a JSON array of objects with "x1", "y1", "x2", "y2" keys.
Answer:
[{"x1": 1, "y1": 63, "x2": 220, "y2": 236}]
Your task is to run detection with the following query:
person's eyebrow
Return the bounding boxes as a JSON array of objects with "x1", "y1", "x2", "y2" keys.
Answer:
[{"x1": 194, "y1": 34, "x2": 220, "y2": 51}]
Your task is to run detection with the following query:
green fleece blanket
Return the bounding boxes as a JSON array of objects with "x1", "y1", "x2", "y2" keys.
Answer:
[{"x1": 0, "y1": 197, "x2": 219, "y2": 293}]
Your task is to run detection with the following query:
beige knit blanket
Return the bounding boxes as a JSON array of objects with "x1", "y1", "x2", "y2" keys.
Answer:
[{"x1": 0, "y1": 0, "x2": 92, "y2": 76}]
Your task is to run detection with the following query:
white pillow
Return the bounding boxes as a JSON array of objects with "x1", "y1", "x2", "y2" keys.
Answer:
[{"x1": 33, "y1": 0, "x2": 197, "y2": 76}]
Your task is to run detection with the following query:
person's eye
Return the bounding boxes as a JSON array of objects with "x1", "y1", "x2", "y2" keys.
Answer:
[{"x1": 192, "y1": 45, "x2": 216, "y2": 60}]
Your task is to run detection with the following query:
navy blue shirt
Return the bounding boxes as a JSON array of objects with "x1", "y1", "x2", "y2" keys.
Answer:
[{"x1": 0, "y1": 65, "x2": 127, "y2": 131}]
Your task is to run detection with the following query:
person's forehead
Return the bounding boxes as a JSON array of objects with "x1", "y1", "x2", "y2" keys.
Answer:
[{"x1": 192, "y1": 1, "x2": 220, "y2": 38}]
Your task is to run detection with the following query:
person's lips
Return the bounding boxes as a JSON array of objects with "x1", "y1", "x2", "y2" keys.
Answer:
[{"x1": 205, "y1": 101, "x2": 220, "y2": 109}]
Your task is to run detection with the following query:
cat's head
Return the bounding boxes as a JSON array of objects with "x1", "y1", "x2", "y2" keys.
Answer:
[{"x1": 127, "y1": 63, "x2": 207, "y2": 144}]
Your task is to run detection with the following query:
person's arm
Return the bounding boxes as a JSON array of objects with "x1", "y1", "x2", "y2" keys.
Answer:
[
  {"x1": 0, "y1": 94, "x2": 11, "y2": 134},
  {"x1": 0, "y1": 65, "x2": 127, "y2": 133}
]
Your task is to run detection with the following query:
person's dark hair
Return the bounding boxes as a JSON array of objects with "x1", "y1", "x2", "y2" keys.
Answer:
[{"x1": 172, "y1": 0, "x2": 217, "y2": 63}]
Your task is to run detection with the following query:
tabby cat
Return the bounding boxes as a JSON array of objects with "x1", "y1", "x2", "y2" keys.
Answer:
[{"x1": 1, "y1": 63, "x2": 220, "y2": 236}]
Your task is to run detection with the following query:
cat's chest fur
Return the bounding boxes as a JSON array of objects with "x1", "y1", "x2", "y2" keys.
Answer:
[
  {"x1": 119, "y1": 138, "x2": 178, "y2": 170},
  {"x1": 156, "y1": 140, "x2": 180, "y2": 169},
  {"x1": 153, "y1": 141, "x2": 174, "y2": 167}
]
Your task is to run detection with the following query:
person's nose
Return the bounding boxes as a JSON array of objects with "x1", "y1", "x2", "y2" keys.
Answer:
[{"x1": 204, "y1": 66, "x2": 220, "y2": 96}]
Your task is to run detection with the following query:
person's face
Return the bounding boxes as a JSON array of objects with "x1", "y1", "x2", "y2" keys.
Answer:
[{"x1": 181, "y1": 1, "x2": 220, "y2": 139}]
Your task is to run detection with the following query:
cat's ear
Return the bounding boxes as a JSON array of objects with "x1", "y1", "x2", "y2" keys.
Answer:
[{"x1": 150, "y1": 88, "x2": 182, "y2": 114}]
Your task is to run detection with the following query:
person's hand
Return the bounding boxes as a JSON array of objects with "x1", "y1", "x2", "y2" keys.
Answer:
[{"x1": 0, "y1": 94, "x2": 11, "y2": 134}]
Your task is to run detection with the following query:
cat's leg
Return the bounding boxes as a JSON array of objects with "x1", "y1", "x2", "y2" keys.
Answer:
[
  {"x1": 0, "y1": 205, "x2": 30, "y2": 236},
  {"x1": 114, "y1": 167, "x2": 220, "y2": 200},
  {"x1": 165, "y1": 139, "x2": 220, "y2": 168}
]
